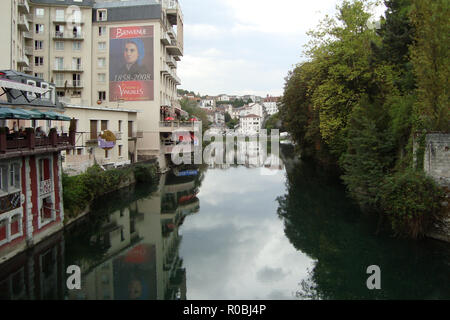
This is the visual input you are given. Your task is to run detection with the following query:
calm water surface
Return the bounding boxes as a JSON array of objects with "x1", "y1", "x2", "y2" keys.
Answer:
[{"x1": 1, "y1": 150, "x2": 449, "y2": 300}]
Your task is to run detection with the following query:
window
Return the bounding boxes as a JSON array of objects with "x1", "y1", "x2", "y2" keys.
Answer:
[
  {"x1": 118, "y1": 120, "x2": 122, "y2": 132},
  {"x1": 34, "y1": 56, "x2": 44, "y2": 66},
  {"x1": 98, "y1": 73, "x2": 106, "y2": 82},
  {"x1": 98, "y1": 58, "x2": 106, "y2": 68},
  {"x1": 101, "y1": 120, "x2": 108, "y2": 131},
  {"x1": 55, "y1": 41, "x2": 64, "y2": 51},
  {"x1": 90, "y1": 120, "x2": 98, "y2": 140},
  {"x1": 98, "y1": 42, "x2": 106, "y2": 51},
  {"x1": 98, "y1": 91, "x2": 106, "y2": 101},
  {"x1": 55, "y1": 24, "x2": 64, "y2": 37},
  {"x1": 56, "y1": 91, "x2": 65, "y2": 97},
  {"x1": 35, "y1": 24, "x2": 44, "y2": 34},
  {"x1": 34, "y1": 73, "x2": 44, "y2": 79},
  {"x1": 54, "y1": 57, "x2": 63, "y2": 70},
  {"x1": 105, "y1": 149, "x2": 109, "y2": 158},
  {"x1": 0, "y1": 163, "x2": 20, "y2": 193},
  {"x1": 99, "y1": 26, "x2": 106, "y2": 36},
  {"x1": 72, "y1": 42, "x2": 81, "y2": 51},
  {"x1": 97, "y1": 9, "x2": 107, "y2": 21},
  {"x1": 35, "y1": 8, "x2": 44, "y2": 17},
  {"x1": 55, "y1": 9, "x2": 65, "y2": 22},
  {"x1": 34, "y1": 40, "x2": 43, "y2": 50},
  {"x1": 118, "y1": 145, "x2": 122, "y2": 157},
  {"x1": 77, "y1": 149, "x2": 82, "y2": 156}
]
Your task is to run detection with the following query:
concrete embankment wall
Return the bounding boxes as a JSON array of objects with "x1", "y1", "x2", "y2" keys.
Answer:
[{"x1": 419, "y1": 133, "x2": 450, "y2": 242}]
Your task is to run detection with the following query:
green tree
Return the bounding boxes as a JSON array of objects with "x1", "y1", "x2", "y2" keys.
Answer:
[
  {"x1": 180, "y1": 98, "x2": 210, "y2": 132},
  {"x1": 409, "y1": 0, "x2": 449, "y2": 132}
]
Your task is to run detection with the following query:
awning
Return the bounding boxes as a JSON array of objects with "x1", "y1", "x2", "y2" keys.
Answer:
[
  {"x1": 0, "y1": 107, "x2": 71, "y2": 121},
  {"x1": 39, "y1": 110, "x2": 71, "y2": 121},
  {"x1": 0, "y1": 107, "x2": 31, "y2": 119}
]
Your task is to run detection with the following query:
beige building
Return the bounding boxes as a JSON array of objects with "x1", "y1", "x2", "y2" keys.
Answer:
[
  {"x1": 61, "y1": 103, "x2": 139, "y2": 174},
  {"x1": 1, "y1": 0, "x2": 191, "y2": 171}
]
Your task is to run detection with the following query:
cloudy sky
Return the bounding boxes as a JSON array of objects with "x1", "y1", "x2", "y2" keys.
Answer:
[{"x1": 177, "y1": 0, "x2": 384, "y2": 98}]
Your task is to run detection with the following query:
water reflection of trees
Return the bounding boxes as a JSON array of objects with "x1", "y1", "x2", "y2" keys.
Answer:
[{"x1": 278, "y1": 158, "x2": 450, "y2": 300}]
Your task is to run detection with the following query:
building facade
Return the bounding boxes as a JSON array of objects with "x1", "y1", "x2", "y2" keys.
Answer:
[
  {"x1": 0, "y1": 71, "x2": 75, "y2": 262},
  {"x1": 1, "y1": 0, "x2": 188, "y2": 171},
  {"x1": 239, "y1": 114, "x2": 261, "y2": 135}
]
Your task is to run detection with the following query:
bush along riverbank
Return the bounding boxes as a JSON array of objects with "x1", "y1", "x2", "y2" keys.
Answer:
[
  {"x1": 278, "y1": 0, "x2": 448, "y2": 239},
  {"x1": 62, "y1": 162, "x2": 159, "y2": 223}
]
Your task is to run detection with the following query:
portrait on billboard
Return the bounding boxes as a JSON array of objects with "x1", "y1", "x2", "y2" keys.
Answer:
[{"x1": 109, "y1": 26, "x2": 154, "y2": 101}]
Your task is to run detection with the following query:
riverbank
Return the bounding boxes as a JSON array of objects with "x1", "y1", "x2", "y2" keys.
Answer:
[{"x1": 62, "y1": 161, "x2": 160, "y2": 226}]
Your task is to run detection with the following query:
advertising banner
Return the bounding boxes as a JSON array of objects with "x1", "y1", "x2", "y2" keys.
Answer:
[{"x1": 109, "y1": 26, "x2": 154, "y2": 101}]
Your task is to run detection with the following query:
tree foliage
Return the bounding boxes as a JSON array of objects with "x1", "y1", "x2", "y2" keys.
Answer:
[{"x1": 279, "y1": 0, "x2": 447, "y2": 238}]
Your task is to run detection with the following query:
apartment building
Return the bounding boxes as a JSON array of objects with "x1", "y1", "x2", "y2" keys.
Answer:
[
  {"x1": 0, "y1": 0, "x2": 33, "y2": 74},
  {"x1": 0, "y1": 0, "x2": 188, "y2": 171},
  {"x1": 239, "y1": 114, "x2": 261, "y2": 135},
  {"x1": 263, "y1": 95, "x2": 279, "y2": 116}
]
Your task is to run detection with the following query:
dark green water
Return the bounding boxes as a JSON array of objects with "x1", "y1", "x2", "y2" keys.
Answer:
[{"x1": 0, "y1": 150, "x2": 449, "y2": 300}]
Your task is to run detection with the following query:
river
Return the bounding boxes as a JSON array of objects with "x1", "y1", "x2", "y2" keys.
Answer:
[{"x1": 0, "y1": 146, "x2": 449, "y2": 300}]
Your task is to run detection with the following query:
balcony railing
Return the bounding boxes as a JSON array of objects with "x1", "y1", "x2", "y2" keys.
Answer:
[
  {"x1": 18, "y1": 0, "x2": 30, "y2": 14},
  {"x1": 25, "y1": 46, "x2": 33, "y2": 56},
  {"x1": 0, "y1": 129, "x2": 76, "y2": 158},
  {"x1": 53, "y1": 32, "x2": 84, "y2": 40},
  {"x1": 159, "y1": 121, "x2": 195, "y2": 130},
  {"x1": 18, "y1": 15, "x2": 30, "y2": 32},
  {"x1": 18, "y1": 55, "x2": 30, "y2": 67},
  {"x1": 53, "y1": 64, "x2": 83, "y2": 72},
  {"x1": 161, "y1": 32, "x2": 171, "y2": 45},
  {"x1": 40, "y1": 179, "x2": 53, "y2": 196}
]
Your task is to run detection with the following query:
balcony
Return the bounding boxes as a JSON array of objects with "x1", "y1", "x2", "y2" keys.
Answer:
[
  {"x1": 52, "y1": 32, "x2": 84, "y2": 40},
  {"x1": 55, "y1": 80, "x2": 84, "y2": 88},
  {"x1": 166, "y1": 40, "x2": 183, "y2": 57},
  {"x1": 18, "y1": 0, "x2": 30, "y2": 14},
  {"x1": 24, "y1": 32, "x2": 33, "y2": 39},
  {"x1": 24, "y1": 46, "x2": 33, "y2": 56},
  {"x1": 166, "y1": 55, "x2": 176, "y2": 68},
  {"x1": 167, "y1": 26, "x2": 176, "y2": 40},
  {"x1": 159, "y1": 121, "x2": 195, "y2": 133},
  {"x1": 17, "y1": 55, "x2": 30, "y2": 67},
  {"x1": 161, "y1": 64, "x2": 170, "y2": 75},
  {"x1": 168, "y1": 68, "x2": 181, "y2": 85},
  {"x1": 40, "y1": 179, "x2": 53, "y2": 196},
  {"x1": 161, "y1": 32, "x2": 171, "y2": 45},
  {"x1": 18, "y1": 15, "x2": 30, "y2": 32},
  {"x1": 0, "y1": 130, "x2": 75, "y2": 160},
  {"x1": 53, "y1": 64, "x2": 83, "y2": 72}
]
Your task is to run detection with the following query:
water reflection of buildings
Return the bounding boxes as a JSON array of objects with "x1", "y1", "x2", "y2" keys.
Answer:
[
  {"x1": 0, "y1": 232, "x2": 65, "y2": 300},
  {"x1": 207, "y1": 141, "x2": 285, "y2": 170},
  {"x1": 67, "y1": 168, "x2": 202, "y2": 300}
]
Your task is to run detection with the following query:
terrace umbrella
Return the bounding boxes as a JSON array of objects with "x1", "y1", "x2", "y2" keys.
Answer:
[
  {"x1": 32, "y1": 109, "x2": 57, "y2": 120},
  {"x1": 189, "y1": 117, "x2": 198, "y2": 121},
  {"x1": 0, "y1": 107, "x2": 31, "y2": 119},
  {"x1": 165, "y1": 116, "x2": 175, "y2": 121},
  {"x1": 35, "y1": 110, "x2": 71, "y2": 121},
  {"x1": 21, "y1": 109, "x2": 44, "y2": 119}
]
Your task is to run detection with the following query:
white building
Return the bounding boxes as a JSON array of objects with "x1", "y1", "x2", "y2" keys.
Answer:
[
  {"x1": 263, "y1": 96, "x2": 279, "y2": 116},
  {"x1": 240, "y1": 103, "x2": 264, "y2": 118},
  {"x1": 217, "y1": 94, "x2": 230, "y2": 102},
  {"x1": 200, "y1": 98, "x2": 215, "y2": 109},
  {"x1": 239, "y1": 114, "x2": 261, "y2": 135}
]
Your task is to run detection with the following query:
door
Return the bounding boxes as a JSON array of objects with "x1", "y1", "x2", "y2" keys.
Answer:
[{"x1": 90, "y1": 120, "x2": 98, "y2": 140}]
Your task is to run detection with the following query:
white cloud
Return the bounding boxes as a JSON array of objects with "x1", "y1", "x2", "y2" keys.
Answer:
[
  {"x1": 222, "y1": 0, "x2": 339, "y2": 35},
  {"x1": 178, "y1": 53, "x2": 285, "y2": 96},
  {"x1": 184, "y1": 23, "x2": 223, "y2": 39}
]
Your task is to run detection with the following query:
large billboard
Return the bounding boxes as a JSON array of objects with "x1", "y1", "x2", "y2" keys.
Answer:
[{"x1": 109, "y1": 26, "x2": 154, "y2": 102}]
